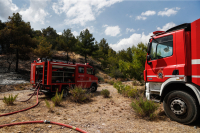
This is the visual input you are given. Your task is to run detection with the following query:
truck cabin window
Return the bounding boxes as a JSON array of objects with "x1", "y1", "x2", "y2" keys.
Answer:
[
  {"x1": 150, "y1": 35, "x2": 173, "y2": 60},
  {"x1": 78, "y1": 67, "x2": 84, "y2": 73},
  {"x1": 87, "y1": 68, "x2": 93, "y2": 75}
]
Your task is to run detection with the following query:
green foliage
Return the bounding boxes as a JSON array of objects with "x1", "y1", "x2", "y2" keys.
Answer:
[
  {"x1": 0, "y1": 13, "x2": 37, "y2": 71},
  {"x1": 56, "y1": 29, "x2": 77, "y2": 53},
  {"x1": 76, "y1": 29, "x2": 98, "y2": 63},
  {"x1": 108, "y1": 80, "x2": 114, "y2": 85},
  {"x1": 110, "y1": 69, "x2": 125, "y2": 79},
  {"x1": 119, "y1": 43, "x2": 147, "y2": 81},
  {"x1": 113, "y1": 82, "x2": 142, "y2": 98},
  {"x1": 101, "y1": 89, "x2": 110, "y2": 98},
  {"x1": 69, "y1": 86, "x2": 92, "y2": 103},
  {"x1": 131, "y1": 96, "x2": 159, "y2": 120},
  {"x1": 0, "y1": 20, "x2": 6, "y2": 30},
  {"x1": 118, "y1": 47, "x2": 133, "y2": 62},
  {"x1": 33, "y1": 35, "x2": 53, "y2": 58},
  {"x1": 42, "y1": 26, "x2": 59, "y2": 49},
  {"x1": 127, "y1": 87, "x2": 140, "y2": 98},
  {"x1": 51, "y1": 90, "x2": 63, "y2": 106},
  {"x1": 3, "y1": 94, "x2": 18, "y2": 105},
  {"x1": 96, "y1": 75, "x2": 104, "y2": 82},
  {"x1": 45, "y1": 99, "x2": 53, "y2": 112}
]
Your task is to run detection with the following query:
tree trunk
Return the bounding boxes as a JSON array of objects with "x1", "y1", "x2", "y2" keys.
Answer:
[
  {"x1": 67, "y1": 52, "x2": 68, "y2": 63},
  {"x1": 85, "y1": 54, "x2": 87, "y2": 63},
  {"x1": 15, "y1": 48, "x2": 18, "y2": 72}
]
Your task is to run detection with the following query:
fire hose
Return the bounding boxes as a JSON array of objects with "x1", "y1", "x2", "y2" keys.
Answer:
[{"x1": 0, "y1": 81, "x2": 88, "y2": 133}]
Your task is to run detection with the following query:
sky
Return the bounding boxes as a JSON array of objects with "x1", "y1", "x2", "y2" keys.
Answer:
[{"x1": 0, "y1": 0, "x2": 200, "y2": 52}]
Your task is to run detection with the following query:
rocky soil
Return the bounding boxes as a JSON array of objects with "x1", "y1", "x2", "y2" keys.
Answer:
[{"x1": 0, "y1": 83, "x2": 200, "y2": 133}]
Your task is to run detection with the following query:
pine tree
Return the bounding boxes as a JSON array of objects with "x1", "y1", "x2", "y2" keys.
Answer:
[
  {"x1": 33, "y1": 36, "x2": 52, "y2": 58},
  {"x1": 76, "y1": 29, "x2": 98, "y2": 63},
  {"x1": 0, "y1": 13, "x2": 37, "y2": 72}
]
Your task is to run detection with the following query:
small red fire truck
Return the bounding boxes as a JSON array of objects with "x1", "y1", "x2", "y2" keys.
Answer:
[
  {"x1": 30, "y1": 58, "x2": 98, "y2": 97},
  {"x1": 144, "y1": 18, "x2": 200, "y2": 124}
]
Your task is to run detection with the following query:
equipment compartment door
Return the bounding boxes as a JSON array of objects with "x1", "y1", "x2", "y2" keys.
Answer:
[{"x1": 146, "y1": 34, "x2": 176, "y2": 82}]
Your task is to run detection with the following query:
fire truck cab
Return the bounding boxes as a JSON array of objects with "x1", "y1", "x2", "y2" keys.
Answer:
[
  {"x1": 30, "y1": 59, "x2": 98, "y2": 97},
  {"x1": 144, "y1": 18, "x2": 200, "y2": 124}
]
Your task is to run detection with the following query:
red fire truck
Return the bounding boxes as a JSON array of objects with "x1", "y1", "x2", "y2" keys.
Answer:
[
  {"x1": 144, "y1": 18, "x2": 200, "y2": 124},
  {"x1": 30, "y1": 58, "x2": 98, "y2": 97}
]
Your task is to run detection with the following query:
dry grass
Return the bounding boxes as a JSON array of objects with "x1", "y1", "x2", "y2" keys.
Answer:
[
  {"x1": 13, "y1": 83, "x2": 31, "y2": 91},
  {"x1": 0, "y1": 84, "x2": 199, "y2": 133}
]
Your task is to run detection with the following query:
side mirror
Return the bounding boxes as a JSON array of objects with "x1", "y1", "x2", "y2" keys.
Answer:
[
  {"x1": 147, "y1": 55, "x2": 152, "y2": 65},
  {"x1": 147, "y1": 55, "x2": 151, "y2": 61},
  {"x1": 147, "y1": 42, "x2": 151, "y2": 54}
]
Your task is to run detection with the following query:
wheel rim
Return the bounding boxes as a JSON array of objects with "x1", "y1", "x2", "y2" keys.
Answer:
[
  {"x1": 170, "y1": 99, "x2": 187, "y2": 115},
  {"x1": 90, "y1": 86, "x2": 96, "y2": 92}
]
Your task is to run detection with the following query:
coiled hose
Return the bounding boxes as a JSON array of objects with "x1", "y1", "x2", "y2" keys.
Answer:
[{"x1": 0, "y1": 82, "x2": 88, "y2": 133}]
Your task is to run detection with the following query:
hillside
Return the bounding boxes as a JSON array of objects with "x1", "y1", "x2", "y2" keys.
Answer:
[{"x1": 0, "y1": 51, "x2": 121, "y2": 86}]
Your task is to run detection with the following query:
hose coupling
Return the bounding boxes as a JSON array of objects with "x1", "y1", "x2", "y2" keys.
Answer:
[{"x1": 44, "y1": 120, "x2": 50, "y2": 124}]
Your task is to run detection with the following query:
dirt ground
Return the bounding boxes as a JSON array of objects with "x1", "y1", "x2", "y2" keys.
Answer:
[{"x1": 0, "y1": 83, "x2": 200, "y2": 133}]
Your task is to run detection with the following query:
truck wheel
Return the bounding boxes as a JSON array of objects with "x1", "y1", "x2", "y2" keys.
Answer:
[
  {"x1": 163, "y1": 91, "x2": 199, "y2": 124},
  {"x1": 44, "y1": 93, "x2": 53, "y2": 97},
  {"x1": 90, "y1": 84, "x2": 97, "y2": 93}
]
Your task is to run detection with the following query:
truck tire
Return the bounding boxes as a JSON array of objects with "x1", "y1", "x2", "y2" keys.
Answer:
[
  {"x1": 163, "y1": 91, "x2": 199, "y2": 124},
  {"x1": 44, "y1": 93, "x2": 53, "y2": 97},
  {"x1": 90, "y1": 84, "x2": 97, "y2": 93}
]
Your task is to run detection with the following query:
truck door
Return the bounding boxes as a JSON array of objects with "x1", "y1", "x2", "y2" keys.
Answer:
[
  {"x1": 86, "y1": 67, "x2": 93, "y2": 88},
  {"x1": 77, "y1": 66, "x2": 87, "y2": 88},
  {"x1": 146, "y1": 34, "x2": 176, "y2": 83}
]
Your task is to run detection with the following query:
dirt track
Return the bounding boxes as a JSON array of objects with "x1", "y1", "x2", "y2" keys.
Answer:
[{"x1": 0, "y1": 83, "x2": 200, "y2": 133}]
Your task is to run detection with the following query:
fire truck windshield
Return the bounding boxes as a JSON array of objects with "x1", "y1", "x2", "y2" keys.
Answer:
[{"x1": 150, "y1": 35, "x2": 173, "y2": 60}]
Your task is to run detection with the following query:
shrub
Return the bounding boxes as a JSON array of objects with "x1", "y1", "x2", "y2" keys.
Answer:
[
  {"x1": 45, "y1": 99, "x2": 54, "y2": 112},
  {"x1": 108, "y1": 80, "x2": 114, "y2": 85},
  {"x1": 113, "y1": 82, "x2": 143, "y2": 98},
  {"x1": 3, "y1": 94, "x2": 18, "y2": 105},
  {"x1": 113, "y1": 81, "x2": 122, "y2": 91},
  {"x1": 131, "y1": 96, "x2": 159, "y2": 120},
  {"x1": 101, "y1": 89, "x2": 110, "y2": 98},
  {"x1": 69, "y1": 86, "x2": 92, "y2": 103},
  {"x1": 128, "y1": 87, "x2": 139, "y2": 98},
  {"x1": 104, "y1": 79, "x2": 108, "y2": 83},
  {"x1": 132, "y1": 80, "x2": 138, "y2": 86},
  {"x1": 110, "y1": 69, "x2": 125, "y2": 79},
  {"x1": 96, "y1": 75, "x2": 104, "y2": 82},
  {"x1": 51, "y1": 90, "x2": 63, "y2": 106}
]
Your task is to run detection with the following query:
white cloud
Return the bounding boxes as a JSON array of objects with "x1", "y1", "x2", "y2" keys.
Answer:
[
  {"x1": 126, "y1": 28, "x2": 135, "y2": 33},
  {"x1": 72, "y1": 31, "x2": 79, "y2": 36},
  {"x1": 136, "y1": 16, "x2": 147, "y2": 20},
  {"x1": 52, "y1": 0, "x2": 123, "y2": 26},
  {"x1": 105, "y1": 26, "x2": 120, "y2": 37},
  {"x1": 102, "y1": 24, "x2": 108, "y2": 27},
  {"x1": 110, "y1": 32, "x2": 152, "y2": 51},
  {"x1": 141, "y1": 10, "x2": 156, "y2": 16},
  {"x1": 57, "y1": 32, "x2": 62, "y2": 35},
  {"x1": 157, "y1": 22, "x2": 176, "y2": 31},
  {"x1": 19, "y1": 0, "x2": 50, "y2": 24},
  {"x1": 158, "y1": 7, "x2": 180, "y2": 17},
  {"x1": 0, "y1": 0, "x2": 19, "y2": 20},
  {"x1": 84, "y1": 26, "x2": 95, "y2": 33},
  {"x1": 136, "y1": 10, "x2": 155, "y2": 20}
]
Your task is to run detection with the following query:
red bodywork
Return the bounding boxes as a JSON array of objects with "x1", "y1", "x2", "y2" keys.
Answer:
[
  {"x1": 30, "y1": 60, "x2": 98, "y2": 93},
  {"x1": 144, "y1": 18, "x2": 200, "y2": 86}
]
